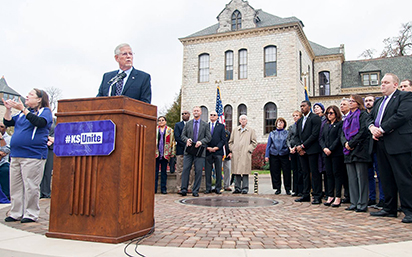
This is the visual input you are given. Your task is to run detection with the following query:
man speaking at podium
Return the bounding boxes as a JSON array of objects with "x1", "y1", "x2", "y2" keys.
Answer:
[{"x1": 97, "y1": 43, "x2": 152, "y2": 104}]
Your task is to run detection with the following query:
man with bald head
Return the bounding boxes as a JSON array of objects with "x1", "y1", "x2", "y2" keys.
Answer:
[{"x1": 368, "y1": 73, "x2": 412, "y2": 223}]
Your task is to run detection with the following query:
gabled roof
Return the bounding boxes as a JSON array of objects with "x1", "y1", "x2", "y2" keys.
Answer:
[
  {"x1": 183, "y1": 10, "x2": 303, "y2": 39},
  {"x1": 342, "y1": 55, "x2": 412, "y2": 88},
  {"x1": 309, "y1": 41, "x2": 341, "y2": 56},
  {"x1": 0, "y1": 76, "x2": 21, "y2": 95}
]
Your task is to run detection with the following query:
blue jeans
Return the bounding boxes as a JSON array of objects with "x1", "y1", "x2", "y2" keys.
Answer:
[
  {"x1": 368, "y1": 153, "x2": 384, "y2": 201},
  {"x1": 155, "y1": 157, "x2": 168, "y2": 193}
]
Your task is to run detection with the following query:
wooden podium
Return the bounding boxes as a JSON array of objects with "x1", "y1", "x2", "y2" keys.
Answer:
[{"x1": 46, "y1": 96, "x2": 156, "y2": 243}]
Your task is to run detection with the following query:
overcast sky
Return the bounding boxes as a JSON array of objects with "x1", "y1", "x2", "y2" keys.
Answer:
[{"x1": 0, "y1": 0, "x2": 410, "y2": 113}]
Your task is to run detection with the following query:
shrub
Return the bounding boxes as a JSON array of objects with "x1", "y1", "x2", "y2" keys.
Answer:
[{"x1": 252, "y1": 143, "x2": 267, "y2": 170}]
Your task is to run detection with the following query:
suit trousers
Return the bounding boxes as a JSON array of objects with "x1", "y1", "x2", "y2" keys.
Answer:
[
  {"x1": 205, "y1": 154, "x2": 222, "y2": 192},
  {"x1": 376, "y1": 140, "x2": 412, "y2": 215},
  {"x1": 367, "y1": 153, "x2": 384, "y2": 201},
  {"x1": 40, "y1": 149, "x2": 53, "y2": 198},
  {"x1": 155, "y1": 157, "x2": 168, "y2": 193},
  {"x1": 299, "y1": 153, "x2": 321, "y2": 200},
  {"x1": 290, "y1": 153, "x2": 303, "y2": 194},
  {"x1": 223, "y1": 159, "x2": 231, "y2": 188},
  {"x1": 0, "y1": 163, "x2": 10, "y2": 199},
  {"x1": 346, "y1": 162, "x2": 369, "y2": 210},
  {"x1": 175, "y1": 155, "x2": 194, "y2": 191},
  {"x1": 269, "y1": 154, "x2": 291, "y2": 191},
  {"x1": 324, "y1": 155, "x2": 344, "y2": 198},
  {"x1": 233, "y1": 174, "x2": 249, "y2": 192},
  {"x1": 181, "y1": 154, "x2": 205, "y2": 194},
  {"x1": 9, "y1": 157, "x2": 46, "y2": 221}
]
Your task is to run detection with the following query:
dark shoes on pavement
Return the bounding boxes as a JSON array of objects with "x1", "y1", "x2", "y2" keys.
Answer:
[
  {"x1": 275, "y1": 190, "x2": 281, "y2": 195},
  {"x1": 294, "y1": 197, "x2": 310, "y2": 203},
  {"x1": 370, "y1": 210, "x2": 397, "y2": 218},
  {"x1": 402, "y1": 216, "x2": 412, "y2": 223},
  {"x1": 341, "y1": 198, "x2": 350, "y2": 204},
  {"x1": 5, "y1": 216, "x2": 18, "y2": 222},
  {"x1": 311, "y1": 199, "x2": 321, "y2": 205},
  {"x1": 21, "y1": 218, "x2": 35, "y2": 223}
]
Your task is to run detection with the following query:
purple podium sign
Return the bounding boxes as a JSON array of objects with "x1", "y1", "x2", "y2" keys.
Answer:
[{"x1": 54, "y1": 120, "x2": 116, "y2": 157}]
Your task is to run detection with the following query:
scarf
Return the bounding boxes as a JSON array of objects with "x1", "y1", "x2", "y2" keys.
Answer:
[{"x1": 342, "y1": 109, "x2": 360, "y2": 155}]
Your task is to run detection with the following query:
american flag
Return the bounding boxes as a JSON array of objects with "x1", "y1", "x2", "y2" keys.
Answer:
[{"x1": 216, "y1": 86, "x2": 225, "y2": 124}]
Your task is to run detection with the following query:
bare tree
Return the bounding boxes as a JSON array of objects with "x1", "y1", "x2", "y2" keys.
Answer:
[
  {"x1": 380, "y1": 22, "x2": 412, "y2": 57},
  {"x1": 45, "y1": 86, "x2": 62, "y2": 112},
  {"x1": 358, "y1": 49, "x2": 376, "y2": 59}
]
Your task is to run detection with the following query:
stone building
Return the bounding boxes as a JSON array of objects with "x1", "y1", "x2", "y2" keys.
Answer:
[
  {"x1": 0, "y1": 76, "x2": 22, "y2": 119},
  {"x1": 179, "y1": 0, "x2": 412, "y2": 142}
]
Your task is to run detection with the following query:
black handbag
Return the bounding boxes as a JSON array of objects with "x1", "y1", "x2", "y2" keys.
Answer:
[{"x1": 185, "y1": 144, "x2": 206, "y2": 157}]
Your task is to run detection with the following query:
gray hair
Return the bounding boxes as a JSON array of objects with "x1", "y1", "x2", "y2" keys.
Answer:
[
  {"x1": 114, "y1": 43, "x2": 131, "y2": 55},
  {"x1": 341, "y1": 98, "x2": 350, "y2": 103},
  {"x1": 239, "y1": 114, "x2": 248, "y2": 121}
]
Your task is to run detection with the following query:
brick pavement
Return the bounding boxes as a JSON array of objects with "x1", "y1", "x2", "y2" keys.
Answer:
[{"x1": 0, "y1": 175, "x2": 409, "y2": 250}]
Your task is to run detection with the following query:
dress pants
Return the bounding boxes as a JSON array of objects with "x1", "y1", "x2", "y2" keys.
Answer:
[
  {"x1": 175, "y1": 155, "x2": 194, "y2": 191},
  {"x1": 376, "y1": 140, "x2": 412, "y2": 216},
  {"x1": 324, "y1": 155, "x2": 343, "y2": 198},
  {"x1": 290, "y1": 153, "x2": 303, "y2": 194},
  {"x1": 9, "y1": 157, "x2": 46, "y2": 221},
  {"x1": 299, "y1": 153, "x2": 321, "y2": 200},
  {"x1": 233, "y1": 174, "x2": 249, "y2": 192},
  {"x1": 346, "y1": 162, "x2": 369, "y2": 210},
  {"x1": 205, "y1": 154, "x2": 222, "y2": 192},
  {"x1": 40, "y1": 149, "x2": 53, "y2": 198},
  {"x1": 155, "y1": 157, "x2": 168, "y2": 193},
  {"x1": 269, "y1": 154, "x2": 291, "y2": 191},
  {"x1": 223, "y1": 159, "x2": 231, "y2": 188},
  {"x1": 367, "y1": 153, "x2": 384, "y2": 201},
  {"x1": 181, "y1": 154, "x2": 205, "y2": 194},
  {"x1": 0, "y1": 162, "x2": 10, "y2": 199}
]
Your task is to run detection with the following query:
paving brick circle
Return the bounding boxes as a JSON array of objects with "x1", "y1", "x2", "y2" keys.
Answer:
[{"x1": 179, "y1": 196, "x2": 278, "y2": 208}]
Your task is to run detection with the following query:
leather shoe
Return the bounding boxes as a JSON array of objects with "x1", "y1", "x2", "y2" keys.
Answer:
[
  {"x1": 331, "y1": 203, "x2": 341, "y2": 208},
  {"x1": 204, "y1": 190, "x2": 211, "y2": 194},
  {"x1": 179, "y1": 191, "x2": 187, "y2": 196},
  {"x1": 286, "y1": 191, "x2": 291, "y2": 195},
  {"x1": 161, "y1": 191, "x2": 167, "y2": 194},
  {"x1": 21, "y1": 218, "x2": 35, "y2": 223},
  {"x1": 311, "y1": 199, "x2": 321, "y2": 205},
  {"x1": 345, "y1": 206, "x2": 356, "y2": 211},
  {"x1": 275, "y1": 190, "x2": 281, "y2": 195},
  {"x1": 342, "y1": 198, "x2": 350, "y2": 204},
  {"x1": 192, "y1": 193, "x2": 199, "y2": 197},
  {"x1": 241, "y1": 190, "x2": 248, "y2": 194},
  {"x1": 402, "y1": 215, "x2": 412, "y2": 223},
  {"x1": 215, "y1": 190, "x2": 222, "y2": 194},
  {"x1": 291, "y1": 192, "x2": 299, "y2": 197},
  {"x1": 224, "y1": 188, "x2": 232, "y2": 191},
  {"x1": 370, "y1": 209, "x2": 397, "y2": 217},
  {"x1": 5, "y1": 216, "x2": 18, "y2": 222},
  {"x1": 233, "y1": 189, "x2": 241, "y2": 194},
  {"x1": 355, "y1": 208, "x2": 367, "y2": 212},
  {"x1": 295, "y1": 197, "x2": 310, "y2": 202}
]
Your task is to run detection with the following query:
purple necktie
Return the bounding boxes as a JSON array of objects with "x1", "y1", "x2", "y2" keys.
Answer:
[
  {"x1": 211, "y1": 123, "x2": 215, "y2": 135},
  {"x1": 193, "y1": 120, "x2": 199, "y2": 142},
  {"x1": 115, "y1": 77, "x2": 124, "y2": 96},
  {"x1": 374, "y1": 96, "x2": 388, "y2": 127}
]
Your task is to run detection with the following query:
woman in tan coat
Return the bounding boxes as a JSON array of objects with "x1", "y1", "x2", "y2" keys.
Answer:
[{"x1": 228, "y1": 115, "x2": 257, "y2": 194}]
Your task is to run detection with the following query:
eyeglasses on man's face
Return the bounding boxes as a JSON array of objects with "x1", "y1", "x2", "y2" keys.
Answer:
[{"x1": 210, "y1": 114, "x2": 217, "y2": 116}]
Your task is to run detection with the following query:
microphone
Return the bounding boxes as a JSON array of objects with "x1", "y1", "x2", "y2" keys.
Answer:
[{"x1": 107, "y1": 72, "x2": 126, "y2": 96}]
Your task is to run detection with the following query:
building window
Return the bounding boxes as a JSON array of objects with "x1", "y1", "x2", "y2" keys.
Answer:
[
  {"x1": 231, "y1": 10, "x2": 241, "y2": 31},
  {"x1": 319, "y1": 71, "x2": 330, "y2": 96},
  {"x1": 200, "y1": 106, "x2": 208, "y2": 121},
  {"x1": 362, "y1": 72, "x2": 379, "y2": 86},
  {"x1": 237, "y1": 104, "x2": 247, "y2": 125},
  {"x1": 299, "y1": 51, "x2": 302, "y2": 81},
  {"x1": 199, "y1": 53, "x2": 210, "y2": 83},
  {"x1": 308, "y1": 65, "x2": 311, "y2": 89},
  {"x1": 239, "y1": 49, "x2": 247, "y2": 79},
  {"x1": 264, "y1": 103, "x2": 277, "y2": 134},
  {"x1": 224, "y1": 105, "x2": 233, "y2": 133},
  {"x1": 225, "y1": 51, "x2": 234, "y2": 80},
  {"x1": 264, "y1": 46, "x2": 277, "y2": 77}
]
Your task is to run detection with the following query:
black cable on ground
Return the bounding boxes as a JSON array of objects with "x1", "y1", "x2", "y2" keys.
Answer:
[{"x1": 124, "y1": 219, "x2": 155, "y2": 257}]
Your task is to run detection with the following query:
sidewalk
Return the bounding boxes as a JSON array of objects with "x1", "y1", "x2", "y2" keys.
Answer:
[{"x1": 1, "y1": 174, "x2": 411, "y2": 257}]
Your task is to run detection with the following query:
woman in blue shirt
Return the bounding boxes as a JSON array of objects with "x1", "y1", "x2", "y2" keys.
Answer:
[
  {"x1": 2, "y1": 89, "x2": 53, "y2": 223},
  {"x1": 265, "y1": 117, "x2": 291, "y2": 195}
]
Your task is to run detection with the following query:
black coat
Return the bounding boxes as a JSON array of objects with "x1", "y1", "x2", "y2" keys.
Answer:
[
  {"x1": 206, "y1": 122, "x2": 226, "y2": 156},
  {"x1": 296, "y1": 112, "x2": 321, "y2": 155},
  {"x1": 319, "y1": 121, "x2": 343, "y2": 157}
]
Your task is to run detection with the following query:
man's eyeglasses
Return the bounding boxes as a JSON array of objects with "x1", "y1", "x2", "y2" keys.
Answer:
[
  {"x1": 119, "y1": 52, "x2": 134, "y2": 57},
  {"x1": 210, "y1": 114, "x2": 217, "y2": 116},
  {"x1": 181, "y1": 112, "x2": 189, "y2": 115}
]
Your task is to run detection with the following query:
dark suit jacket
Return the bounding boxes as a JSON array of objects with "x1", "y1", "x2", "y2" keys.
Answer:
[
  {"x1": 206, "y1": 122, "x2": 226, "y2": 156},
  {"x1": 181, "y1": 119, "x2": 211, "y2": 158},
  {"x1": 368, "y1": 90, "x2": 412, "y2": 155},
  {"x1": 174, "y1": 121, "x2": 186, "y2": 156},
  {"x1": 97, "y1": 67, "x2": 152, "y2": 103},
  {"x1": 319, "y1": 121, "x2": 343, "y2": 157},
  {"x1": 296, "y1": 112, "x2": 321, "y2": 155}
]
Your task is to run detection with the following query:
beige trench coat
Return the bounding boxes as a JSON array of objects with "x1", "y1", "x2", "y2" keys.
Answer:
[{"x1": 228, "y1": 125, "x2": 258, "y2": 175}]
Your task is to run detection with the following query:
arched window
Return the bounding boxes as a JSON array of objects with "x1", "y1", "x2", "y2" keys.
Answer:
[
  {"x1": 264, "y1": 46, "x2": 277, "y2": 77},
  {"x1": 199, "y1": 53, "x2": 210, "y2": 83},
  {"x1": 237, "y1": 104, "x2": 247, "y2": 125},
  {"x1": 225, "y1": 50, "x2": 234, "y2": 80},
  {"x1": 319, "y1": 71, "x2": 330, "y2": 96},
  {"x1": 231, "y1": 10, "x2": 241, "y2": 31},
  {"x1": 239, "y1": 49, "x2": 247, "y2": 79},
  {"x1": 224, "y1": 105, "x2": 233, "y2": 133},
  {"x1": 200, "y1": 106, "x2": 208, "y2": 122},
  {"x1": 264, "y1": 103, "x2": 277, "y2": 134}
]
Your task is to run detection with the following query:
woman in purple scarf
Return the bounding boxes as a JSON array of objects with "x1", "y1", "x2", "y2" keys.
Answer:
[{"x1": 341, "y1": 95, "x2": 371, "y2": 212}]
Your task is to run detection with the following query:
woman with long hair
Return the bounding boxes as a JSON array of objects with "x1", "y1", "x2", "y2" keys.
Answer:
[
  {"x1": 320, "y1": 105, "x2": 344, "y2": 207},
  {"x1": 155, "y1": 116, "x2": 176, "y2": 194},
  {"x1": 341, "y1": 95, "x2": 371, "y2": 212}
]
